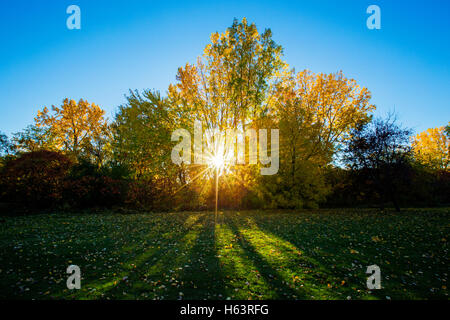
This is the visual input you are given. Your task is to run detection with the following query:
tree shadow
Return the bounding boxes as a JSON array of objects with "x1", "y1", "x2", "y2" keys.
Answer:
[
  {"x1": 224, "y1": 213, "x2": 310, "y2": 299},
  {"x1": 65, "y1": 212, "x2": 210, "y2": 299},
  {"x1": 224, "y1": 211, "x2": 381, "y2": 299},
  {"x1": 248, "y1": 211, "x2": 405, "y2": 300}
]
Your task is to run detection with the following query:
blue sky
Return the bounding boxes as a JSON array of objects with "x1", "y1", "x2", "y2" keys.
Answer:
[{"x1": 0, "y1": 0, "x2": 449, "y2": 136}]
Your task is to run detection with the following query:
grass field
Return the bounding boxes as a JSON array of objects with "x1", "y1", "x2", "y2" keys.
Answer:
[{"x1": 0, "y1": 209, "x2": 448, "y2": 300}]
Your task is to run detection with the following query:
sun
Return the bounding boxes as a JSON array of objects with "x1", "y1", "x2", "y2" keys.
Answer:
[
  {"x1": 205, "y1": 135, "x2": 230, "y2": 176},
  {"x1": 210, "y1": 153, "x2": 225, "y2": 171},
  {"x1": 174, "y1": 129, "x2": 235, "y2": 215}
]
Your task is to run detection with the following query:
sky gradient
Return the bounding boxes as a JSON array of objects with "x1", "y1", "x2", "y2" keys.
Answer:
[{"x1": 0, "y1": 0, "x2": 449, "y2": 136}]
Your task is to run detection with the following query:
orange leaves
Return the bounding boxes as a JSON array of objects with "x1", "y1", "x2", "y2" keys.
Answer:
[{"x1": 34, "y1": 98, "x2": 108, "y2": 159}]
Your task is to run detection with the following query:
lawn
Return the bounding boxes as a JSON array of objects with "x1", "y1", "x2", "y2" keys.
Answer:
[{"x1": 0, "y1": 209, "x2": 448, "y2": 300}]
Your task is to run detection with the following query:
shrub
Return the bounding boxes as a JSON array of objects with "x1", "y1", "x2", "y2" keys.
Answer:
[
  {"x1": 0, "y1": 150, "x2": 73, "y2": 208},
  {"x1": 125, "y1": 178, "x2": 174, "y2": 210},
  {"x1": 64, "y1": 175, "x2": 127, "y2": 208},
  {"x1": 64, "y1": 159, "x2": 128, "y2": 208}
]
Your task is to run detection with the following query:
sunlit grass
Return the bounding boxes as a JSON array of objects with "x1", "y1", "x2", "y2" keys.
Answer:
[
  {"x1": 215, "y1": 223, "x2": 273, "y2": 299},
  {"x1": 0, "y1": 209, "x2": 448, "y2": 299}
]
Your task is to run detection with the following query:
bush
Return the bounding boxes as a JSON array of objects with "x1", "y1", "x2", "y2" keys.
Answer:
[
  {"x1": 64, "y1": 159, "x2": 128, "y2": 208},
  {"x1": 324, "y1": 165, "x2": 450, "y2": 208},
  {"x1": 125, "y1": 178, "x2": 176, "y2": 211},
  {"x1": 0, "y1": 150, "x2": 73, "y2": 208},
  {"x1": 64, "y1": 175, "x2": 127, "y2": 208}
]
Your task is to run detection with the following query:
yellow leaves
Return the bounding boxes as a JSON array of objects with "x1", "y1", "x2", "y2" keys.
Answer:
[
  {"x1": 169, "y1": 17, "x2": 285, "y2": 133},
  {"x1": 412, "y1": 125, "x2": 449, "y2": 170},
  {"x1": 278, "y1": 70, "x2": 375, "y2": 144},
  {"x1": 34, "y1": 98, "x2": 108, "y2": 158},
  {"x1": 36, "y1": 108, "x2": 47, "y2": 118},
  {"x1": 203, "y1": 44, "x2": 212, "y2": 55},
  {"x1": 371, "y1": 236, "x2": 382, "y2": 242},
  {"x1": 349, "y1": 249, "x2": 359, "y2": 254},
  {"x1": 250, "y1": 28, "x2": 260, "y2": 40},
  {"x1": 274, "y1": 69, "x2": 375, "y2": 168},
  {"x1": 210, "y1": 32, "x2": 220, "y2": 44},
  {"x1": 223, "y1": 48, "x2": 232, "y2": 56}
]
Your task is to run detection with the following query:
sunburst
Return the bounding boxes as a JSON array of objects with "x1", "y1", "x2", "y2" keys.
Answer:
[
  {"x1": 173, "y1": 128, "x2": 235, "y2": 216},
  {"x1": 202, "y1": 130, "x2": 234, "y2": 216}
]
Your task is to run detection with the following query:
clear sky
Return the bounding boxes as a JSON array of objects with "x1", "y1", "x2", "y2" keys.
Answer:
[{"x1": 0, "y1": 0, "x2": 449, "y2": 136}]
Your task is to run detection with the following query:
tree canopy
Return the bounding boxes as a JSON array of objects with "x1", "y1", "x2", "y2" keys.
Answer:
[
  {"x1": 412, "y1": 125, "x2": 449, "y2": 170},
  {"x1": 0, "y1": 18, "x2": 448, "y2": 211}
]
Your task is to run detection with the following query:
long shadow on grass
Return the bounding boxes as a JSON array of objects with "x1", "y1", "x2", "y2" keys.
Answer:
[
  {"x1": 68, "y1": 212, "x2": 209, "y2": 299},
  {"x1": 228, "y1": 212, "x2": 379, "y2": 300},
  {"x1": 214, "y1": 221, "x2": 278, "y2": 299},
  {"x1": 248, "y1": 212, "x2": 386, "y2": 299},
  {"x1": 0, "y1": 212, "x2": 193, "y2": 300},
  {"x1": 224, "y1": 213, "x2": 307, "y2": 299},
  {"x1": 174, "y1": 213, "x2": 228, "y2": 299}
]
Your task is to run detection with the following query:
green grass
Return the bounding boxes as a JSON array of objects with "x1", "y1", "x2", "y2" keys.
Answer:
[{"x1": 0, "y1": 209, "x2": 448, "y2": 300}]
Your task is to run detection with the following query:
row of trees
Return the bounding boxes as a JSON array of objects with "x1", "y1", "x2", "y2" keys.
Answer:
[{"x1": 0, "y1": 18, "x2": 449, "y2": 212}]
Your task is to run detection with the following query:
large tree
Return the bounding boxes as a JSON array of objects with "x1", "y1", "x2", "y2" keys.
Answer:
[
  {"x1": 112, "y1": 90, "x2": 177, "y2": 179},
  {"x1": 260, "y1": 70, "x2": 375, "y2": 208},
  {"x1": 273, "y1": 70, "x2": 375, "y2": 177},
  {"x1": 344, "y1": 115, "x2": 413, "y2": 211},
  {"x1": 112, "y1": 19, "x2": 378, "y2": 209},
  {"x1": 168, "y1": 17, "x2": 285, "y2": 132},
  {"x1": 164, "y1": 18, "x2": 287, "y2": 207},
  {"x1": 34, "y1": 98, "x2": 109, "y2": 161}
]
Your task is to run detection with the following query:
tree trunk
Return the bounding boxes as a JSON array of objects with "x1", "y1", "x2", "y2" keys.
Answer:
[{"x1": 392, "y1": 195, "x2": 401, "y2": 212}]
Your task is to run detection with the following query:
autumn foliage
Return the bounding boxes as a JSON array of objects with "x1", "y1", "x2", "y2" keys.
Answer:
[
  {"x1": 0, "y1": 18, "x2": 448, "y2": 212},
  {"x1": 412, "y1": 125, "x2": 449, "y2": 170}
]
